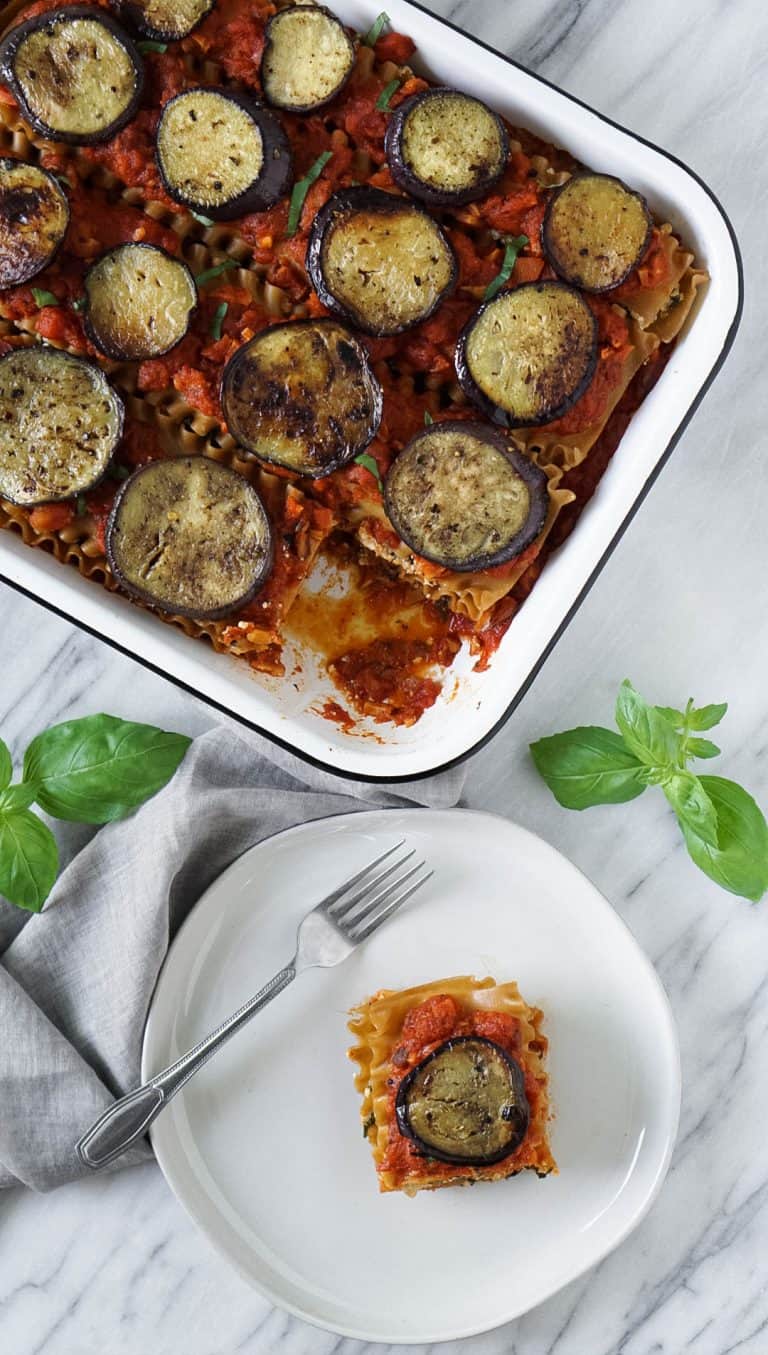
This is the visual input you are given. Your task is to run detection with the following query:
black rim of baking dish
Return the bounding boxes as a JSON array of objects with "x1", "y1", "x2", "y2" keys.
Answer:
[{"x1": 0, "y1": 1, "x2": 744, "y2": 786}]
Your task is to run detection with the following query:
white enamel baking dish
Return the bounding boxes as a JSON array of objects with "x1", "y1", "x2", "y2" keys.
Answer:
[{"x1": 0, "y1": 0, "x2": 742, "y2": 781}]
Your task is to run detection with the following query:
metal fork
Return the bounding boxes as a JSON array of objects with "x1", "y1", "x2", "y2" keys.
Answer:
[{"x1": 76, "y1": 841, "x2": 431, "y2": 1170}]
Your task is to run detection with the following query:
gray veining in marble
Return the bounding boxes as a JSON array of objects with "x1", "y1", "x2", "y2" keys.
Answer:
[{"x1": 2, "y1": 0, "x2": 768, "y2": 1352}]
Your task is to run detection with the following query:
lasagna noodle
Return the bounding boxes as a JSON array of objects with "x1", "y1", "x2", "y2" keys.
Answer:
[
  {"x1": 348, "y1": 975, "x2": 555, "y2": 1192},
  {"x1": 356, "y1": 460, "x2": 575, "y2": 623}
]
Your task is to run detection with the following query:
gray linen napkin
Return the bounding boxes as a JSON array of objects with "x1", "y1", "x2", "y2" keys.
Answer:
[{"x1": 0, "y1": 725, "x2": 466, "y2": 1191}]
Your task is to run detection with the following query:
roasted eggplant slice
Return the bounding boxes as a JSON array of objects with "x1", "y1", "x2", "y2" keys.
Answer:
[
  {"x1": 116, "y1": 0, "x2": 215, "y2": 42},
  {"x1": 0, "y1": 158, "x2": 69, "y2": 290},
  {"x1": 385, "y1": 420, "x2": 547, "y2": 572},
  {"x1": 0, "y1": 348, "x2": 123, "y2": 506},
  {"x1": 221, "y1": 318, "x2": 382, "y2": 477},
  {"x1": 106, "y1": 456, "x2": 272, "y2": 620},
  {"x1": 156, "y1": 87, "x2": 292, "y2": 221},
  {"x1": 83, "y1": 243, "x2": 196, "y2": 362},
  {"x1": 456, "y1": 281, "x2": 598, "y2": 427},
  {"x1": 395, "y1": 1036, "x2": 530, "y2": 1165},
  {"x1": 306, "y1": 187, "x2": 456, "y2": 337},
  {"x1": 542, "y1": 172, "x2": 653, "y2": 293},
  {"x1": 261, "y1": 4, "x2": 355, "y2": 113},
  {"x1": 0, "y1": 6, "x2": 144, "y2": 146},
  {"x1": 385, "y1": 87, "x2": 508, "y2": 207}
]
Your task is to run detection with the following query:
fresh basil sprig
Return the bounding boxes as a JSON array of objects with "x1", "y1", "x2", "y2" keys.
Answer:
[
  {"x1": 0, "y1": 716, "x2": 190, "y2": 912},
  {"x1": 286, "y1": 151, "x2": 333, "y2": 237},
  {"x1": 375, "y1": 77, "x2": 401, "y2": 112},
  {"x1": 363, "y1": 11, "x2": 390, "y2": 45},
  {"x1": 530, "y1": 680, "x2": 768, "y2": 902}
]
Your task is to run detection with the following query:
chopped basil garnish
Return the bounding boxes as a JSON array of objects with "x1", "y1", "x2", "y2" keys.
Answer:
[
  {"x1": 210, "y1": 301, "x2": 228, "y2": 341},
  {"x1": 423, "y1": 410, "x2": 434, "y2": 425},
  {"x1": 190, "y1": 210, "x2": 214, "y2": 227},
  {"x1": 286, "y1": 151, "x2": 333, "y2": 237},
  {"x1": 363, "y1": 11, "x2": 390, "y2": 45},
  {"x1": 75, "y1": 493, "x2": 88, "y2": 517},
  {"x1": 375, "y1": 78, "x2": 401, "y2": 112},
  {"x1": 138, "y1": 39, "x2": 167, "y2": 53},
  {"x1": 31, "y1": 288, "x2": 58, "y2": 309},
  {"x1": 483, "y1": 234, "x2": 528, "y2": 302},
  {"x1": 195, "y1": 259, "x2": 238, "y2": 287},
  {"x1": 354, "y1": 452, "x2": 383, "y2": 491},
  {"x1": 72, "y1": 296, "x2": 86, "y2": 312}
]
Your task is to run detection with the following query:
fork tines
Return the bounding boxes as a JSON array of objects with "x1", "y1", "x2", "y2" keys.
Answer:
[{"x1": 323, "y1": 842, "x2": 432, "y2": 942}]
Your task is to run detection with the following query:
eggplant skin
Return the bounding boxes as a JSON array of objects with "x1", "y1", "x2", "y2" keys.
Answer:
[
  {"x1": 306, "y1": 186, "x2": 457, "y2": 338},
  {"x1": 542, "y1": 172, "x2": 653, "y2": 293},
  {"x1": 385, "y1": 420, "x2": 548, "y2": 573},
  {"x1": 0, "y1": 7, "x2": 144, "y2": 147},
  {"x1": 106, "y1": 456, "x2": 273, "y2": 621},
  {"x1": 385, "y1": 87, "x2": 508, "y2": 208},
  {"x1": 0, "y1": 347, "x2": 123, "y2": 506},
  {"x1": 221, "y1": 318, "x2": 382, "y2": 478},
  {"x1": 395, "y1": 1036, "x2": 530, "y2": 1166},
  {"x1": 455, "y1": 281, "x2": 598, "y2": 428},
  {"x1": 116, "y1": 0, "x2": 215, "y2": 43},
  {"x1": 0, "y1": 157, "x2": 70, "y2": 290},
  {"x1": 261, "y1": 5, "x2": 355, "y2": 113},
  {"x1": 83, "y1": 242, "x2": 197, "y2": 362},
  {"x1": 156, "y1": 87, "x2": 292, "y2": 222}
]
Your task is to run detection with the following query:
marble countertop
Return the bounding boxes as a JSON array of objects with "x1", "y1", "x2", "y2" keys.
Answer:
[{"x1": 2, "y1": 0, "x2": 767, "y2": 1351}]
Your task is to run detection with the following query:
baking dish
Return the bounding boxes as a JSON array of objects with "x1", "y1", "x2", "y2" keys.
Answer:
[{"x1": 0, "y1": 0, "x2": 742, "y2": 781}]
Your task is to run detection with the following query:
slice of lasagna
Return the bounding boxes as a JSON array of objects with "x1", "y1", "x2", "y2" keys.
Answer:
[{"x1": 348, "y1": 976, "x2": 556, "y2": 1195}]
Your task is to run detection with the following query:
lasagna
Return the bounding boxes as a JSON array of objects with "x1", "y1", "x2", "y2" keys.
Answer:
[
  {"x1": 0, "y1": 0, "x2": 707, "y2": 723},
  {"x1": 348, "y1": 975, "x2": 555, "y2": 1194}
]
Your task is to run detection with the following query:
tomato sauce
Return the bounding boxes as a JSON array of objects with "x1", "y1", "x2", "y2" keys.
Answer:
[{"x1": 379, "y1": 994, "x2": 547, "y2": 1187}]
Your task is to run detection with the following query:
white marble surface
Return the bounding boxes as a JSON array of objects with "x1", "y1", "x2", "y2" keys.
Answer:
[{"x1": 1, "y1": 0, "x2": 767, "y2": 1351}]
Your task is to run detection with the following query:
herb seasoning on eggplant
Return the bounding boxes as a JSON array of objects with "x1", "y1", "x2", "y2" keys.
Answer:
[
  {"x1": 0, "y1": 158, "x2": 69, "y2": 290},
  {"x1": 395, "y1": 1036, "x2": 530, "y2": 1165},
  {"x1": 306, "y1": 186, "x2": 456, "y2": 337},
  {"x1": 385, "y1": 420, "x2": 548, "y2": 572},
  {"x1": 106, "y1": 457, "x2": 272, "y2": 620},
  {"x1": 83, "y1": 243, "x2": 197, "y2": 362},
  {"x1": 0, "y1": 348, "x2": 123, "y2": 505},
  {"x1": 116, "y1": 0, "x2": 216, "y2": 42},
  {"x1": 261, "y1": 4, "x2": 355, "y2": 112},
  {"x1": 156, "y1": 88, "x2": 292, "y2": 221},
  {"x1": 542, "y1": 172, "x2": 653, "y2": 293},
  {"x1": 221, "y1": 318, "x2": 382, "y2": 478},
  {"x1": 385, "y1": 87, "x2": 508, "y2": 207},
  {"x1": 456, "y1": 281, "x2": 598, "y2": 427},
  {"x1": 0, "y1": 6, "x2": 144, "y2": 146}
]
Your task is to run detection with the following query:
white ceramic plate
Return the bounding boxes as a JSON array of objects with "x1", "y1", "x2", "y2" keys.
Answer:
[
  {"x1": 142, "y1": 808, "x2": 680, "y2": 1343},
  {"x1": 0, "y1": 0, "x2": 742, "y2": 782}
]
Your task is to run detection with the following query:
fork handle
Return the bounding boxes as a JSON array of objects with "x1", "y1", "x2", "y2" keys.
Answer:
[{"x1": 76, "y1": 963, "x2": 297, "y2": 1170}]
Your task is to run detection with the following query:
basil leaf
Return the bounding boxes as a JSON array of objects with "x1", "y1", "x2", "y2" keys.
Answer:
[
  {"x1": 210, "y1": 300, "x2": 228, "y2": 341},
  {"x1": 615, "y1": 679, "x2": 680, "y2": 769},
  {"x1": 190, "y1": 210, "x2": 214, "y2": 227},
  {"x1": 483, "y1": 235, "x2": 528, "y2": 302},
  {"x1": 688, "y1": 737, "x2": 720, "y2": 760},
  {"x1": 75, "y1": 494, "x2": 88, "y2": 517},
  {"x1": 655, "y1": 705, "x2": 685, "y2": 729},
  {"x1": 72, "y1": 295, "x2": 87, "y2": 312},
  {"x1": 0, "y1": 809, "x2": 58, "y2": 912},
  {"x1": 354, "y1": 452, "x2": 383, "y2": 491},
  {"x1": 689, "y1": 702, "x2": 728, "y2": 732},
  {"x1": 195, "y1": 259, "x2": 238, "y2": 288},
  {"x1": 138, "y1": 39, "x2": 167, "y2": 53},
  {"x1": 363, "y1": 11, "x2": 390, "y2": 45},
  {"x1": 31, "y1": 288, "x2": 58, "y2": 308},
  {"x1": 0, "y1": 783, "x2": 37, "y2": 812},
  {"x1": 529, "y1": 726, "x2": 647, "y2": 810},
  {"x1": 22, "y1": 715, "x2": 191, "y2": 824},
  {"x1": 0, "y1": 738, "x2": 11, "y2": 791},
  {"x1": 375, "y1": 78, "x2": 401, "y2": 112},
  {"x1": 424, "y1": 410, "x2": 434, "y2": 425},
  {"x1": 680, "y1": 776, "x2": 768, "y2": 903},
  {"x1": 663, "y1": 770, "x2": 718, "y2": 848},
  {"x1": 287, "y1": 151, "x2": 332, "y2": 237}
]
